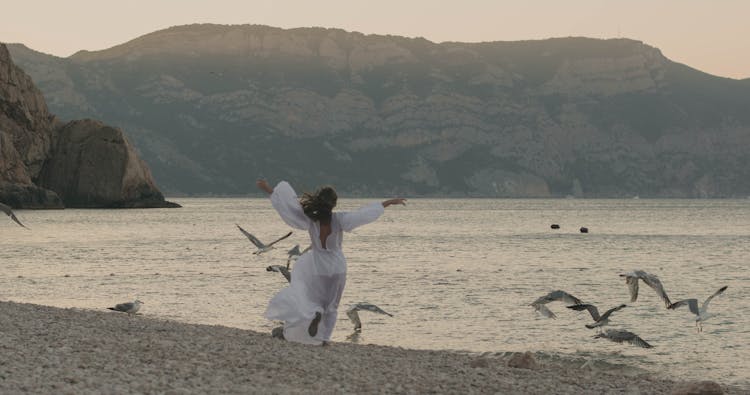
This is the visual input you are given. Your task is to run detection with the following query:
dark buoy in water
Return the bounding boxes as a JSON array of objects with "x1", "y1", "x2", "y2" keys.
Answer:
[
  {"x1": 579, "y1": 227, "x2": 589, "y2": 233},
  {"x1": 551, "y1": 224, "x2": 560, "y2": 229}
]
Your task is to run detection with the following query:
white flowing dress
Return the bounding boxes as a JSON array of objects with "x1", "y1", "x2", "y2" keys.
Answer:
[{"x1": 264, "y1": 181, "x2": 385, "y2": 345}]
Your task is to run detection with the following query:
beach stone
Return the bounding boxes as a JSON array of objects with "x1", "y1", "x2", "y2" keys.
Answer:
[
  {"x1": 506, "y1": 352, "x2": 538, "y2": 370},
  {"x1": 670, "y1": 381, "x2": 723, "y2": 395},
  {"x1": 469, "y1": 357, "x2": 490, "y2": 368}
]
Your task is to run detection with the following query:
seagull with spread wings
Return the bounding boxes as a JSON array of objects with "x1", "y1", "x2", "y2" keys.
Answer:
[
  {"x1": 346, "y1": 303, "x2": 393, "y2": 332},
  {"x1": 620, "y1": 270, "x2": 672, "y2": 308},
  {"x1": 286, "y1": 244, "x2": 311, "y2": 267},
  {"x1": 668, "y1": 285, "x2": 728, "y2": 332},
  {"x1": 530, "y1": 290, "x2": 583, "y2": 319},
  {"x1": 594, "y1": 329, "x2": 653, "y2": 348},
  {"x1": 567, "y1": 303, "x2": 627, "y2": 331},
  {"x1": 236, "y1": 224, "x2": 292, "y2": 255}
]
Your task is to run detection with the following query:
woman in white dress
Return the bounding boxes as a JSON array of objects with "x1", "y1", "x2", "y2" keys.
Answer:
[{"x1": 257, "y1": 179, "x2": 406, "y2": 345}]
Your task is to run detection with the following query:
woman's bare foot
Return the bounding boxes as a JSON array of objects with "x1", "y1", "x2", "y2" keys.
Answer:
[{"x1": 308, "y1": 312, "x2": 322, "y2": 337}]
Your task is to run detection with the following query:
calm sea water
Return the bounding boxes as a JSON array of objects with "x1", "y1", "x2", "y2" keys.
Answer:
[{"x1": 1, "y1": 198, "x2": 749, "y2": 386}]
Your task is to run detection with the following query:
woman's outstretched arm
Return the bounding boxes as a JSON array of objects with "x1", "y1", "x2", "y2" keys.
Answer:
[
  {"x1": 256, "y1": 178, "x2": 274, "y2": 195},
  {"x1": 382, "y1": 198, "x2": 407, "y2": 208},
  {"x1": 339, "y1": 198, "x2": 406, "y2": 232},
  {"x1": 256, "y1": 178, "x2": 310, "y2": 230}
]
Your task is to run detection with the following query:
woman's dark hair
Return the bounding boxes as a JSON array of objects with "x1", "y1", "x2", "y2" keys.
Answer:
[{"x1": 300, "y1": 186, "x2": 338, "y2": 222}]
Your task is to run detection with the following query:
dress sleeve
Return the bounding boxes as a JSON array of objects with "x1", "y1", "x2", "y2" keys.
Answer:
[
  {"x1": 339, "y1": 201, "x2": 385, "y2": 232},
  {"x1": 270, "y1": 181, "x2": 310, "y2": 230}
]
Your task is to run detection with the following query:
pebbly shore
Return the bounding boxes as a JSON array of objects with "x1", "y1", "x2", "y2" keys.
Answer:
[{"x1": 0, "y1": 301, "x2": 742, "y2": 394}]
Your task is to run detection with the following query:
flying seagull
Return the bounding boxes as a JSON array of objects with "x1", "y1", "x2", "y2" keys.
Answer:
[
  {"x1": 0, "y1": 202, "x2": 27, "y2": 228},
  {"x1": 594, "y1": 329, "x2": 653, "y2": 348},
  {"x1": 266, "y1": 264, "x2": 291, "y2": 282},
  {"x1": 236, "y1": 224, "x2": 292, "y2": 255},
  {"x1": 530, "y1": 290, "x2": 583, "y2": 319},
  {"x1": 668, "y1": 285, "x2": 728, "y2": 332},
  {"x1": 567, "y1": 303, "x2": 627, "y2": 330},
  {"x1": 286, "y1": 244, "x2": 311, "y2": 267},
  {"x1": 619, "y1": 270, "x2": 672, "y2": 308},
  {"x1": 346, "y1": 303, "x2": 393, "y2": 331},
  {"x1": 107, "y1": 299, "x2": 143, "y2": 314}
]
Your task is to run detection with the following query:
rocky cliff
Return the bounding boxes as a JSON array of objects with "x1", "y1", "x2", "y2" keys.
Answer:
[
  {"x1": 8, "y1": 24, "x2": 750, "y2": 197},
  {"x1": 0, "y1": 43, "x2": 178, "y2": 208}
]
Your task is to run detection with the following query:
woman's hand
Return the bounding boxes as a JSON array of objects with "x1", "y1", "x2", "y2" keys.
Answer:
[
  {"x1": 382, "y1": 198, "x2": 407, "y2": 208},
  {"x1": 256, "y1": 178, "x2": 273, "y2": 194}
]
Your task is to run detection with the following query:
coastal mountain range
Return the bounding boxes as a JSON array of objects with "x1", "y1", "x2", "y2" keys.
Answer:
[{"x1": 7, "y1": 24, "x2": 750, "y2": 197}]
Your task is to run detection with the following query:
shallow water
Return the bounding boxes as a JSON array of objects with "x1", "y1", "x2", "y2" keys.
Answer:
[{"x1": 2, "y1": 198, "x2": 749, "y2": 386}]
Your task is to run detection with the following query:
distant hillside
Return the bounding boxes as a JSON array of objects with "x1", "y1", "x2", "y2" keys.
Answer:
[{"x1": 8, "y1": 24, "x2": 750, "y2": 197}]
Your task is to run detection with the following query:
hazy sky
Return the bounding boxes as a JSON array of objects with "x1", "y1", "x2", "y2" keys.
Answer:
[{"x1": 2, "y1": 0, "x2": 748, "y2": 79}]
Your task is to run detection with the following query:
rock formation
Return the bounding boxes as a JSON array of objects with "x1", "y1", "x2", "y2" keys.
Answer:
[
  {"x1": 7, "y1": 25, "x2": 750, "y2": 197},
  {"x1": 0, "y1": 44, "x2": 62, "y2": 207},
  {"x1": 39, "y1": 119, "x2": 176, "y2": 208},
  {"x1": 0, "y1": 43, "x2": 177, "y2": 208}
]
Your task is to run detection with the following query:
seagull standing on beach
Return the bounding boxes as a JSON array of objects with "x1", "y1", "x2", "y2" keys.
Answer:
[
  {"x1": 594, "y1": 329, "x2": 653, "y2": 348},
  {"x1": 668, "y1": 285, "x2": 728, "y2": 332},
  {"x1": 567, "y1": 303, "x2": 627, "y2": 330},
  {"x1": 107, "y1": 299, "x2": 143, "y2": 314},
  {"x1": 619, "y1": 270, "x2": 672, "y2": 308},
  {"x1": 1, "y1": 202, "x2": 27, "y2": 228},
  {"x1": 530, "y1": 290, "x2": 583, "y2": 319},
  {"x1": 236, "y1": 224, "x2": 292, "y2": 255},
  {"x1": 346, "y1": 303, "x2": 393, "y2": 331}
]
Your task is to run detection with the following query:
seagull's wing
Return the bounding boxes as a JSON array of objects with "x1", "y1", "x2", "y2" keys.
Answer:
[
  {"x1": 266, "y1": 265, "x2": 291, "y2": 281},
  {"x1": 641, "y1": 273, "x2": 672, "y2": 308},
  {"x1": 533, "y1": 290, "x2": 582, "y2": 305},
  {"x1": 669, "y1": 299, "x2": 700, "y2": 316},
  {"x1": 358, "y1": 303, "x2": 393, "y2": 317},
  {"x1": 701, "y1": 285, "x2": 728, "y2": 312},
  {"x1": 265, "y1": 231, "x2": 293, "y2": 248},
  {"x1": 624, "y1": 276, "x2": 639, "y2": 302},
  {"x1": 567, "y1": 303, "x2": 600, "y2": 321},
  {"x1": 599, "y1": 330, "x2": 652, "y2": 348},
  {"x1": 627, "y1": 333, "x2": 653, "y2": 349},
  {"x1": 532, "y1": 303, "x2": 556, "y2": 319},
  {"x1": 236, "y1": 224, "x2": 265, "y2": 248},
  {"x1": 0, "y1": 202, "x2": 27, "y2": 228},
  {"x1": 346, "y1": 307, "x2": 362, "y2": 331},
  {"x1": 278, "y1": 266, "x2": 291, "y2": 282},
  {"x1": 599, "y1": 304, "x2": 627, "y2": 321},
  {"x1": 287, "y1": 245, "x2": 301, "y2": 256},
  {"x1": 111, "y1": 302, "x2": 134, "y2": 312},
  {"x1": 531, "y1": 294, "x2": 549, "y2": 305},
  {"x1": 553, "y1": 290, "x2": 583, "y2": 305}
]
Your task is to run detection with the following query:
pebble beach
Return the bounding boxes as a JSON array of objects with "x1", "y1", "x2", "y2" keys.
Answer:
[{"x1": 0, "y1": 301, "x2": 743, "y2": 394}]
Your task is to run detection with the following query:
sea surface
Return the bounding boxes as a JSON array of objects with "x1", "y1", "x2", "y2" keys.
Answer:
[{"x1": 2, "y1": 198, "x2": 749, "y2": 386}]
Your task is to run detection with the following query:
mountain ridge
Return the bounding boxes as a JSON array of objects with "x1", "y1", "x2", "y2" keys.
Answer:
[{"x1": 7, "y1": 24, "x2": 750, "y2": 197}]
